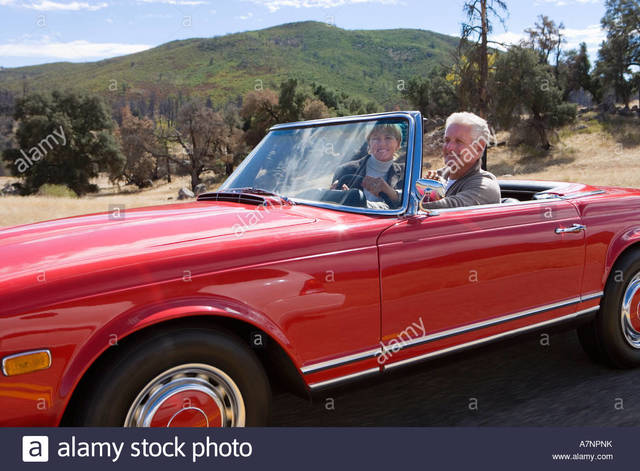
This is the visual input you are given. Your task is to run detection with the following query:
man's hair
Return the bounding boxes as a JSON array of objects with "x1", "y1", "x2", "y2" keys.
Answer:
[{"x1": 445, "y1": 112, "x2": 490, "y2": 146}]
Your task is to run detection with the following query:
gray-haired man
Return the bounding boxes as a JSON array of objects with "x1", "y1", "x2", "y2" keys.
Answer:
[{"x1": 421, "y1": 112, "x2": 501, "y2": 209}]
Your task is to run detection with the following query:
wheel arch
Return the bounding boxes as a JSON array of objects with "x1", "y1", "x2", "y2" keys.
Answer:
[
  {"x1": 604, "y1": 226, "x2": 640, "y2": 284},
  {"x1": 59, "y1": 312, "x2": 309, "y2": 426}
]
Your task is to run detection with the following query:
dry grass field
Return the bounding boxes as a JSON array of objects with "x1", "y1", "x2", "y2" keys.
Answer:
[
  {"x1": 1, "y1": 115, "x2": 639, "y2": 229},
  {"x1": 0, "y1": 175, "x2": 212, "y2": 229}
]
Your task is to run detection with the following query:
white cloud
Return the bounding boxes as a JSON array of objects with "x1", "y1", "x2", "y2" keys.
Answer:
[
  {"x1": 249, "y1": 0, "x2": 400, "y2": 13},
  {"x1": 490, "y1": 31, "x2": 526, "y2": 49},
  {"x1": 137, "y1": 0, "x2": 208, "y2": 5},
  {"x1": 491, "y1": 24, "x2": 606, "y2": 54},
  {"x1": 534, "y1": 0, "x2": 600, "y2": 5},
  {"x1": 0, "y1": 39, "x2": 152, "y2": 60},
  {"x1": 563, "y1": 24, "x2": 606, "y2": 50},
  {"x1": 0, "y1": 1, "x2": 109, "y2": 10}
]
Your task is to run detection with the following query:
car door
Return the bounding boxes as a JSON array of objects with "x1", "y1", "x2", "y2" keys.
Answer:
[{"x1": 376, "y1": 199, "x2": 587, "y2": 368}]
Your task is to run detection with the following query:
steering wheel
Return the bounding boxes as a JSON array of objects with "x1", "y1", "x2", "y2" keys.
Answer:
[
  {"x1": 335, "y1": 174, "x2": 364, "y2": 191},
  {"x1": 294, "y1": 186, "x2": 367, "y2": 208}
]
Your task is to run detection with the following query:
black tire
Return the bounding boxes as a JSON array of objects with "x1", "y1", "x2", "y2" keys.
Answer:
[
  {"x1": 73, "y1": 328, "x2": 271, "y2": 426},
  {"x1": 580, "y1": 249, "x2": 640, "y2": 368},
  {"x1": 576, "y1": 318, "x2": 606, "y2": 364}
]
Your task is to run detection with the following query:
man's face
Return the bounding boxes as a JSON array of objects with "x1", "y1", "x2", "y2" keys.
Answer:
[
  {"x1": 443, "y1": 123, "x2": 483, "y2": 179},
  {"x1": 368, "y1": 132, "x2": 400, "y2": 162}
]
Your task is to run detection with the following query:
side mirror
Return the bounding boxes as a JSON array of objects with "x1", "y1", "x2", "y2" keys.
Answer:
[{"x1": 415, "y1": 178, "x2": 445, "y2": 212}]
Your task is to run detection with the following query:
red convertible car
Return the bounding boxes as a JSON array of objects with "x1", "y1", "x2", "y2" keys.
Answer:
[{"x1": 1, "y1": 111, "x2": 640, "y2": 427}]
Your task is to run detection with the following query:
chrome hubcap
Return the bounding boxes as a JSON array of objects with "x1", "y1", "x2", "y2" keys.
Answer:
[
  {"x1": 124, "y1": 363, "x2": 245, "y2": 427},
  {"x1": 620, "y1": 273, "x2": 640, "y2": 349}
]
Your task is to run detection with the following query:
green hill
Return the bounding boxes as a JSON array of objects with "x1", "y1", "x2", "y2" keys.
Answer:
[{"x1": 0, "y1": 21, "x2": 459, "y2": 108}]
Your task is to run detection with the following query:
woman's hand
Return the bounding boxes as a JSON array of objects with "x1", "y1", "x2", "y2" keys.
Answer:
[
  {"x1": 330, "y1": 181, "x2": 349, "y2": 191},
  {"x1": 363, "y1": 176, "x2": 399, "y2": 204}
]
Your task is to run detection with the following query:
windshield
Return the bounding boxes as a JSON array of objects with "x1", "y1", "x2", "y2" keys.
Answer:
[{"x1": 221, "y1": 117, "x2": 410, "y2": 212}]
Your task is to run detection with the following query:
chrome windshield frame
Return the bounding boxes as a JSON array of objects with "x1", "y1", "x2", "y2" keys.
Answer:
[{"x1": 220, "y1": 111, "x2": 421, "y2": 217}]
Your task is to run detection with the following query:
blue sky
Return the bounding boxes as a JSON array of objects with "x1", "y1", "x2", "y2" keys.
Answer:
[{"x1": 0, "y1": 0, "x2": 607, "y2": 68}]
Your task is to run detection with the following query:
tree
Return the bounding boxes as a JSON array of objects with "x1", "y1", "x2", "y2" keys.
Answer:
[
  {"x1": 596, "y1": 0, "x2": 640, "y2": 107},
  {"x1": 172, "y1": 102, "x2": 230, "y2": 190},
  {"x1": 311, "y1": 82, "x2": 379, "y2": 117},
  {"x1": 220, "y1": 103, "x2": 248, "y2": 177},
  {"x1": 277, "y1": 78, "x2": 307, "y2": 123},
  {"x1": 524, "y1": 15, "x2": 566, "y2": 67},
  {"x1": 492, "y1": 46, "x2": 576, "y2": 149},
  {"x1": 117, "y1": 106, "x2": 158, "y2": 188},
  {"x1": 560, "y1": 43, "x2": 595, "y2": 101},
  {"x1": 597, "y1": 35, "x2": 636, "y2": 107},
  {"x1": 406, "y1": 69, "x2": 458, "y2": 118},
  {"x1": 0, "y1": 89, "x2": 15, "y2": 165},
  {"x1": 460, "y1": 0, "x2": 508, "y2": 116},
  {"x1": 2, "y1": 91, "x2": 125, "y2": 195},
  {"x1": 566, "y1": 43, "x2": 593, "y2": 92},
  {"x1": 312, "y1": 83, "x2": 339, "y2": 109},
  {"x1": 240, "y1": 89, "x2": 280, "y2": 147},
  {"x1": 301, "y1": 98, "x2": 331, "y2": 120}
]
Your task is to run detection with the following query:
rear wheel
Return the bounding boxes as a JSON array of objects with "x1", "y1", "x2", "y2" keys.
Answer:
[
  {"x1": 578, "y1": 249, "x2": 640, "y2": 368},
  {"x1": 73, "y1": 328, "x2": 271, "y2": 426}
]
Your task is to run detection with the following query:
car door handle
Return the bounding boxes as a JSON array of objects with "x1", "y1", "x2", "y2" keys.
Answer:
[{"x1": 555, "y1": 224, "x2": 586, "y2": 234}]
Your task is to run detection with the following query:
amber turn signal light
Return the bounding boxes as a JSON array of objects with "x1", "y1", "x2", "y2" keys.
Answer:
[{"x1": 2, "y1": 350, "x2": 51, "y2": 376}]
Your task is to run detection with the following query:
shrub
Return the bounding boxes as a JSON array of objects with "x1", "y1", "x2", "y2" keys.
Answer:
[{"x1": 36, "y1": 184, "x2": 78, "y2": 198}]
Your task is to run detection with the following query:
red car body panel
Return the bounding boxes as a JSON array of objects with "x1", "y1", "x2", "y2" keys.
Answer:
[
  {"x1": 379, "y1": 199, "x2": 585, "y2": 338},
  {"x1": 0, "y1": 201, "x2": 395, "y2": 425},
  {"x1": 1, "y1": 112, "x2": 640, "y2": 427}
]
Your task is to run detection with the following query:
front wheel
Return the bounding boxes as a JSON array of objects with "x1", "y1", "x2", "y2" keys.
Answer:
[
  {"x1": 73, "y1": 328, "x2": 271, "y2": 426},
  {"x1": 578, "y1": 249, "x2": 640, "y2": 368}
]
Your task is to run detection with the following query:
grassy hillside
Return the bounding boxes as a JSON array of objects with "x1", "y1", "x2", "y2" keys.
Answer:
[{"x1": 0, "y1": 21, "x2": 458, "y2": 107}]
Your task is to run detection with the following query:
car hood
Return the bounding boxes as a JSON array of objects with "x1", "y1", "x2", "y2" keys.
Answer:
[{"x1": 0, "y1": 200, "x2": 317, "y2": 288}]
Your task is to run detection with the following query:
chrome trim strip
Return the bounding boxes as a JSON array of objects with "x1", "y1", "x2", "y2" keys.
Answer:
[
  {"x1": 270, "y1": 111, "x2": 420, "y2": 130},
  {"x1": 418, "y1": 190, "x2": 605, "y2": 215},
  {"x1": 301, "y1": 348, "x2": 382, "y2": 374},
  {"x1": 308, "y1": 367, "x2": 380, "y2": 390},
  {"x1": 381, "y1": 297, "x2": 582, "y2": 353},
  {"x1": 428, "y1": 198, "x2": 573, "y2": 214},
  {"x1": 561, "y1": 190, "x2": 606, "y2": 199},
  {"x1": 581, "y1": 291, "x2": 604, "y2": 302},
  {"x1": 303, "y1": 294, "x2": 595, "y2": 376},
  {"x1": 384, "y1": 306, "x2": 599, "y2": 370},
  {"x1": 1, "y1": 349, "x2": 51, "y2": 376}
]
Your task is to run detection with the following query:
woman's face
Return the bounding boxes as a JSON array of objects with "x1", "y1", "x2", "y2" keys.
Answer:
[{"x1": 368, "y1": 132, "x2": 400, "y2": 162}]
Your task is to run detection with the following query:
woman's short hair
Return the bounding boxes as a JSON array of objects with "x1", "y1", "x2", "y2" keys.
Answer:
[
  {"x1": 445, "y1": 112, "x2": 490, "y2": 145},
  {"x1": 367, "y1": 122, "x2": 403, "y2": 145}
]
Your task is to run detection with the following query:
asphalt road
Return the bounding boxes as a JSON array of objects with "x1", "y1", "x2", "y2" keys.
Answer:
[{"x1": 270, "y1": 328, "x2": 640, "y2": 426}]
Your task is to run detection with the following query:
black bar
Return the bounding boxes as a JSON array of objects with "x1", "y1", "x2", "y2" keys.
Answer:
[{"x1": 5, "y1": 427, "x2": 627, "y2": 470}]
